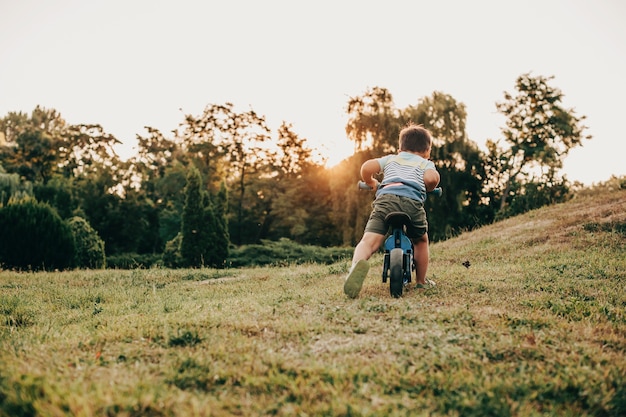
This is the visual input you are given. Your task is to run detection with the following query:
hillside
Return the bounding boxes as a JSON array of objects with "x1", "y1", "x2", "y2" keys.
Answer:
[
  {"x1": 436, "y1": 182, "x2": 626, "y2": 265},
  {"x1": 430, "y1": 181, "x2": 626, "y2": 292},
  {"x1": 0, "y1": 183, "x2": 625, "y2": 416}
]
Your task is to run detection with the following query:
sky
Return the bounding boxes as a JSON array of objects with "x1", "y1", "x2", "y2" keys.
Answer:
[{"x1": 1, "y1": 0, "x2": 625, "y2": 185}]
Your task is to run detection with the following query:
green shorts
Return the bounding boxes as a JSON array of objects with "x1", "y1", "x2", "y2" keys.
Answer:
[{"x1": 364, "y1": 193, "x2": 428, "y2": 238}]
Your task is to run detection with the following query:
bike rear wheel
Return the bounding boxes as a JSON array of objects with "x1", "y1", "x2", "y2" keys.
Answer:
[{"x1": 389, "y1": 248, "x2": 404, "y2": 298}]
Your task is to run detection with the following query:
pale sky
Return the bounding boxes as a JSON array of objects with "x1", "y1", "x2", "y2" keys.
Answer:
[{"x1": 1, "y1": 0, "x2": 625, "y2": 185}]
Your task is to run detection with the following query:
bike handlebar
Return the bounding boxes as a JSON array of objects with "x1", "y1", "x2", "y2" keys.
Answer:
[
  {"x1": 358, "y1": 180, "x2": 442, "y2": 197},
  {"x1": 357, "y1": 181, "x2": 377, "y2": 191}
]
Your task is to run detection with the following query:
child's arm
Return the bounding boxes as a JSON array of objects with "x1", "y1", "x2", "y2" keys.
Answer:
[
  {"x1": 423, "y1": 168, "x2": 440, "y2": 192},
  {"x1": 360, "y1": 159, "x2": 382, "y2": 189}
]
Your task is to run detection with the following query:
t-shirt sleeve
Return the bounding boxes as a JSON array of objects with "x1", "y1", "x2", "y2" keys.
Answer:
[{"x1": 378, "y1": 155, "x2": 392, "y2": 170}]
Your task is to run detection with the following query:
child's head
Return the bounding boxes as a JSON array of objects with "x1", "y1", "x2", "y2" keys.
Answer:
[{"x1": 399, "y1": 123, "x2": 432, "y2": 154}]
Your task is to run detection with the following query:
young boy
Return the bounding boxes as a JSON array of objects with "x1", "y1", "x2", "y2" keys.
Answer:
[{"x1": 344, "y1": 123, "x2": 440, "y2": 298}]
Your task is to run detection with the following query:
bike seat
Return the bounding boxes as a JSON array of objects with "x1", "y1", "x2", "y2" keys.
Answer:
[{"x1": 384, "y1": 212, "x2": 411, "y2": 228}]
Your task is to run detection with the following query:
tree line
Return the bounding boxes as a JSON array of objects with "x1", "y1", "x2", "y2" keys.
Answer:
[{"x1": 0, "y1": 73, "x2": 590, "y2": 270}]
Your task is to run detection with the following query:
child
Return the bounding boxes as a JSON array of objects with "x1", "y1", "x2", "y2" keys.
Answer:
[{"x1": 344, "y1": 123, "x2": 440, "y2": 298}]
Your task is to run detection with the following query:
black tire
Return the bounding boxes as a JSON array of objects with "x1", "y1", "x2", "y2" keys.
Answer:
[{"x1": 389, "y1": 248, "x2": 404, "y2": 298}]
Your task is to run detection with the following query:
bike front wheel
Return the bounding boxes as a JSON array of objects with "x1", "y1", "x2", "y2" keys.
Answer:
[{"x1": 389, "y1": 248, "x2": 404, "y2": 298}]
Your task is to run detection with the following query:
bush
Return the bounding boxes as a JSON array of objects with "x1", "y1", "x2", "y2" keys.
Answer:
[
  {"x1": 497, "y1": 179, "x2": 572, "y2": 221},
  {"x1": 227, "y1": 238, "x2": 352, "y2": 267},
  {"x1": 0, "y1": 198, "x2": 74, "y2": 271},
  {"x1": 162, "y1": 233, "x2": 183, "y2": 268},
  {"x1": 67, "y1": 216, "x2": 106, "y2": 269}
]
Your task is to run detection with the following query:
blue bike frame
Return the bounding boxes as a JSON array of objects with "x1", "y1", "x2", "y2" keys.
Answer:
[{"x1": 381, "y1": 212, "x2": 414, "y2": 286}]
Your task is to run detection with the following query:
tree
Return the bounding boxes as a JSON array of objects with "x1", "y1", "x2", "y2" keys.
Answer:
[
  {"x1": 217, "y1": 107, "x2": 272, "y2": 245},
  {"x1": 153, "y1": 162, "x2": 188, "y2": 245},
  {"x1": 275, "y1": 122, "x2": 315, "y2": 176},
  {"x1": 179, "y1": 109, "x2": 223, "y2": 191},
  {"x1": 61, "y1": 123, "x2": 122, "y2": 179},
  {"x1": 180, "y1": 166, "x2": 207, "y2": 267},
  {"x1": 0, "y1": 197, "x2": 75, "y2": 271},
  {"x1": 73, "y1": 168, "x2": 121, "y2": 254},
  {"x1": 163, "y1": 232, "x2": 183, "y2": 268},
  {"x1": 267, "y1": 123, "x2": 327, "y2": 243},
  {"x1": 128, "y1": 126, "x2": 190, "y2": 252},
  {"x1": 182, "y1": 104, "x2": 272, "y2": 245},
  {"x1": 33, "y1": 176, "x2": 78, "y2": 219},
  {"x1": 0, "y1": 169, "x2": 28, "y2": 207},
  {"x1": 179, "y1": 166, "x2": 229, "y2": 268},
  {"x1": 134, "y1": 126, "x2": 182, "y2": 181},
  {"x1": 346, "y1": 86, "x2": 400, "y2": 153},
  {"x1": 1, "y1": 129, "x2": 59, "y2": 183},
  {"x1": 71, "y1": 166, "x2": 158, "y2": 256},
  {"x1": 288, "y1": 164, "x2": 340, "y2": 246},
  {"x1": 209, "y1": 181, "x2": 229, "y2": 267},
  {"x1": 118, "y1": 189, "x2": 162, "y2": 254},
  {"x1": 492, "y1": 73, "x2": 591, "y2": 212},
  {"x1": 0, "y1": 107, "x2": 122, "y2": 184},
  {"x1": 0, "y1": 110, "x2": 29, "y2": 143}
]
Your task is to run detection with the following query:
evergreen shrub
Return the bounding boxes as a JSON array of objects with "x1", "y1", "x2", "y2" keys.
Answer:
[
  {"x1": 67, "y1": 216, "x2": 106, "y2": 269},
  {"x1": 163, "y1": 233, "x2": 183, "y2": 268},
  {"x1": 0, "y1": 198, "x2": 74, "y2": 271}
]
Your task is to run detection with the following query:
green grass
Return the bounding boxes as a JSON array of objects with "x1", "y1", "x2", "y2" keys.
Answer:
[{"x1": 1, "y1": 187, "x2": 625, "y2": 416}]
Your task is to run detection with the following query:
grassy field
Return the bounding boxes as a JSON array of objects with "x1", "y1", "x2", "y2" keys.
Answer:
[{"x1": 1, "y1": 185, "x2": 625, "y2": 416}]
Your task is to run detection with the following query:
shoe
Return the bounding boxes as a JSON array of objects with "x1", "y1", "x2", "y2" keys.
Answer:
[
  {"x1": 343, "y1": 260, "x2": 370, "y2": 298},
  {"x1": 416, "y1": 278, "x2": 436, "y2": 289}
]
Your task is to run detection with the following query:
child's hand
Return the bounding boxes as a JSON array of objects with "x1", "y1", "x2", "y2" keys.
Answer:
[
  {"x1": 365, "y1": 179, "x2": 379, "y2": 190},
  {"x1": 358, "y1": 180, "x2": 379, "y2": 190}
]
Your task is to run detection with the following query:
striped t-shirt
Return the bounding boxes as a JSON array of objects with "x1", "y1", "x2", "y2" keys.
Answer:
[{"x1": 376, "y1": 152, "x2": 437, "y2": 203}]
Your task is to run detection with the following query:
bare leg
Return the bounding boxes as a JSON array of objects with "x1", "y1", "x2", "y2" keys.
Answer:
[
  {"x1": 344, "y1": 232, "x2": 385, "y2": 298},
  {"x1": 412, "y1": 233, "x2": 429, "y2": 285},
  {"x1": 351, "y1": 232, "x2": 385, "y2": 266}
]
